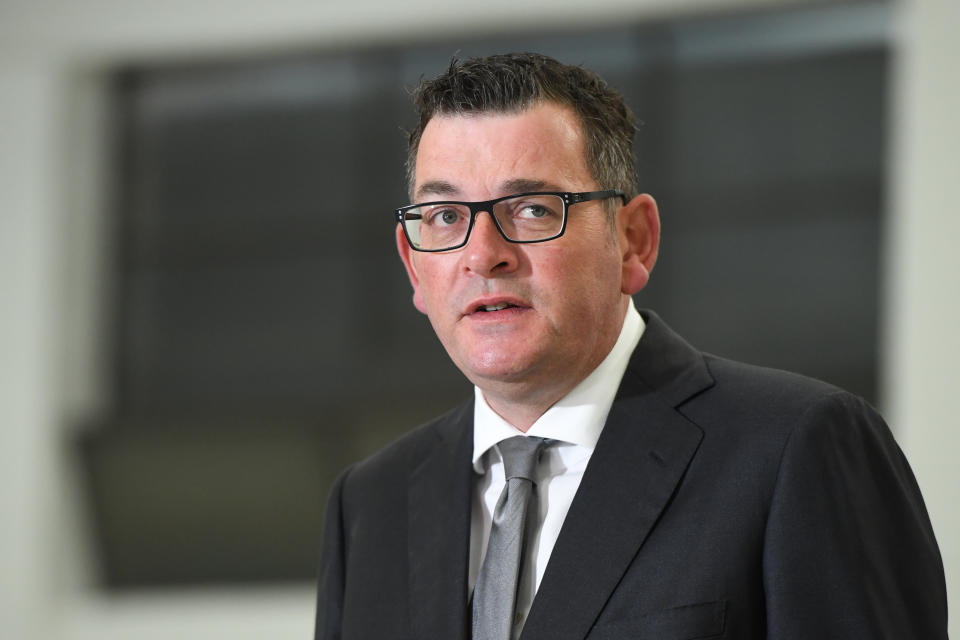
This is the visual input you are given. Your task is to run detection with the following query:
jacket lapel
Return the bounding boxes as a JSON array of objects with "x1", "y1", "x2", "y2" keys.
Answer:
[
  {"x1": 522, "y1": 311, "x2": 714, "y2": 639},
  {"x1": 407, "y1": 400, "x2": 475, "y2": 640}
]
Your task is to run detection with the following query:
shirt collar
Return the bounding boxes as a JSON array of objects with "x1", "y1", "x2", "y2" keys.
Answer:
[{"x1": 472, "y1": 299, "x2": 645, "y2": 472}]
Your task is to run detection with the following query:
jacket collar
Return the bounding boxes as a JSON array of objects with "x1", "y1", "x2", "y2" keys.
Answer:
[
  {"x1": 407, "y1": 400, "x2": 475, "y2": 640},
  {"x1": 522, "y1": 309, "x2": 714, "y2": 639}
]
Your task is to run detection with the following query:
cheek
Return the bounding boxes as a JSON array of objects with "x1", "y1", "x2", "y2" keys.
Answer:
[
  {"x1": 534, "y1": 253, "x2": 621, "y2": 327},
  {"x1": 414, "y1": 264, "x2": 454, "y2": 318},
  {"x1": 543, "y1": 241, "x2": 620, "y2": 290}
]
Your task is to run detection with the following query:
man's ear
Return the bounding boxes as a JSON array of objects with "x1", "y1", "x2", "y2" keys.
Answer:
[
  {"x1": 617, "y1": 193, "x2": 661, "y2": 295},
  {"x1": 396, "y1": 223, "x2": 429, "y2": 314}
]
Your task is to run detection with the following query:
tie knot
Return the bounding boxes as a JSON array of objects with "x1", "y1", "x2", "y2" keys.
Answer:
[{"x1": 497, "y1": 436, "x2": 548, "y2": 482}]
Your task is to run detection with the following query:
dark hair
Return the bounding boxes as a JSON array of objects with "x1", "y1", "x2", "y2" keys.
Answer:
[{"x1": 406, "y1": 52, "x2": 638, "y2": 204}]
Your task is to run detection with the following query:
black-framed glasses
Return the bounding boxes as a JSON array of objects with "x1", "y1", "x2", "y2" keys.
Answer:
[{"x1": 395, "y1": 190, "x2": 626, "y2": 252}]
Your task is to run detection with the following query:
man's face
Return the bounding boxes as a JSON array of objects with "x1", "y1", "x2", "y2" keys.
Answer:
[{"x1": 397, "y1": 102, "x2": 648, "y2": 405}]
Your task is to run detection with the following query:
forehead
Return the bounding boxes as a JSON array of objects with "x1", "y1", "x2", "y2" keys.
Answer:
[{"x1": 413, "y1": 103, "x2": 592, "y2": 199}]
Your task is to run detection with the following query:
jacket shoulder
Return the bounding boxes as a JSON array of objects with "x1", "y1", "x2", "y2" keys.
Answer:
[
  {"x1": 678, "y1": 352, "x2": 895, "y2": 471},
  {"x1": 339, "y1": 399, "x2": 471, "y2": 496},
  {"x1": 701, "y1": 353, "x2": 848, "y2": 409}
]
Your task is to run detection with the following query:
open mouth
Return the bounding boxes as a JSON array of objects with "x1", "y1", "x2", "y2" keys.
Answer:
[{"x1": 476, "y1": 302, "x2": 518, "y2": 313}]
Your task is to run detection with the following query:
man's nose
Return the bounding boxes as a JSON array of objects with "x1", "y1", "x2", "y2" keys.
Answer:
[{"x1": 462, "y1": 210, "x2": 519, "y2": 277}]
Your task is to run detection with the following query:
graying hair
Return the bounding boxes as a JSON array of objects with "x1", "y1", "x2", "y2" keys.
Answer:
[{"x1": 406, "y1": 52, "x2": 638, "y2": 211}]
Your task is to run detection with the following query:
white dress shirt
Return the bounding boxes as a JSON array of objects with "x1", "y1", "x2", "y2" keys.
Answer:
[{"x1": 469, "y1": 299, "x2": 645, "y2": 637}]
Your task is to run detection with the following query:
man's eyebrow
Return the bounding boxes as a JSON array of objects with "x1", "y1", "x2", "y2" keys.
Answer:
[
  {"x1": 414, "y1": 178, "x2": 565, "y2": 202},
  {"x1": 501, "y1": 178, "x2": 562, "y2": 193},
  {"x1": 415, "y1": 181, "x2": 460, "y2": 201}
]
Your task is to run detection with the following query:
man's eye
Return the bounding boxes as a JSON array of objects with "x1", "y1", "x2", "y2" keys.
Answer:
[
  {"x1": 427, "y1": 208, "x2": 463, "y2": 225},
  {"x1": 516, "y1": 204, "x2": 556, "y2": 219}
]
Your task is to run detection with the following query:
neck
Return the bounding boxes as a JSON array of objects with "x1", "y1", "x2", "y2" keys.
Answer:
[{"x1": 478, "y1": 383, "x2": 575, "y2": 433}]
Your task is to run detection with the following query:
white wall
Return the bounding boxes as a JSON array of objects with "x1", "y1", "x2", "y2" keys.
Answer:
[
  {"x1": 0, "y1": 1, "x2": 955, "y2": 638},
  {"x1": 884, "y1": 0, "x2": 960, "y2": 634},
  {"x1": 0, "y1": 59, "x2": 63, "y2": 640}
]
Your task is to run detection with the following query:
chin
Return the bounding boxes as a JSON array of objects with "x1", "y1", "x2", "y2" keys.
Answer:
[{"x1": 460, "y1": 351, "x2": 541, "y2": 385}]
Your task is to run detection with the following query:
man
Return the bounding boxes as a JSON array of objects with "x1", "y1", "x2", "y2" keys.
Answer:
[{"x1": 315, "y1": 53, "x2": 946, "y2": 639}]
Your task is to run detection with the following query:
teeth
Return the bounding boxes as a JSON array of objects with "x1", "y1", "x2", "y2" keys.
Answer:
[{"x1": 482, "y1": 303, "x2": 511, "y2": 312}]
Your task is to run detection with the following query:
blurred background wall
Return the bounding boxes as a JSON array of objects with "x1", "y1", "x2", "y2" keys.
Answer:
[{"x1": 0, "y1": 0, "x2": 956, "y2": 638}]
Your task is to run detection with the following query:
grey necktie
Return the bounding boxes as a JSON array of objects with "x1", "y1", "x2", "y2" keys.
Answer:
[{"x1": 473, "y1": 436, "x2": 548, "y2": 640}]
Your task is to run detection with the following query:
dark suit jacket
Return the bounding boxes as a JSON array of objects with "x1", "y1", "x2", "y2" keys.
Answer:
[{"x1": 315, "y1": 311, "x2": 947, "y2": 639}]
